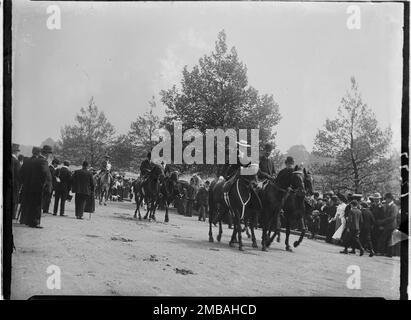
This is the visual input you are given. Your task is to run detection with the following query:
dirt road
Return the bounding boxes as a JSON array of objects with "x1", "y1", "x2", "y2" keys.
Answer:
[{"x1": 11, "y1": 199, "x2": 400, "y2": 299}]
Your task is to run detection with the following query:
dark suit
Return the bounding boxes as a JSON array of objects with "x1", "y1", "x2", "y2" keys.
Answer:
[
  {"x1": 12, "y1": 155, "x2": 21, "y2": 219},
  {"x1": 343, "y1": 207, "x2": 364, "y2": 252},
  {"x1": 370, "y1": 203, "x2": 385, "y2": 252},
  {"x1": 20, "y1": 155, "x2": 52, "y2": 227},
  {"x1": 54, "y1": 166, "x2": 72, "y2": 215},
  {"x1": 42, "y1": 165, "x2": 56, "y2": 213},
  {"x1": 72, "y1": 168, "x2": 95, "y2": 218},
  {"x1": 360, "y1": 208, "x2": 375, "y2": 251},
  {"x1": 377, "y1": 202, "x2": 399, "y2": 256},
  {"x1": 258, "y1": 155, "x2": 276, "y2": 180}
]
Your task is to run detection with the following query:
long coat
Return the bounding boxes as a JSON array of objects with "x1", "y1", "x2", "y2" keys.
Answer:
[
  {"x1": 19, "y1": 155, "x2": 52, "y2": 226},
  {"x1": 72, "y1": 168, "x2": 95, "y2": 196},
  {"x1": 55, "y1": 166, "x2": 72, "y2": 196}
]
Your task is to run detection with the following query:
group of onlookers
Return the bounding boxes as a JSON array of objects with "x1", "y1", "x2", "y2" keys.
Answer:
[
  {"x1": 306, "y1": 191, "x2": 402, "y2": 257},
  {"x1": 12, "y1": 143, "x2": 96, "y2": 227}
]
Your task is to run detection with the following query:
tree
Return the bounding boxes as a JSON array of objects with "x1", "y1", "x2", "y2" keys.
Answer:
[
  {"x1": 128, "y1": 96, "x2": 161, "y2": 167},
  {"x1": 160, "y1": 30, "x2": 281, "y2": 173},
  {"x1": 107, "y1": 134, "x2": 135, "y2": 171},
  {"x1": 59, "y1": 97, "x2": 115, "y2": 167},
  {"x1": 313, "y1": 77, "x2": 394, "y2": 193}
]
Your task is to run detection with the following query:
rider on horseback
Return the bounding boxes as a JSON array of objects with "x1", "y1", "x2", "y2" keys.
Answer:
[
  {"x1": 257, "y1": 143, "x2": 276, "y2": 186},
  {"x1": 140, "y1": 151, "x2": 153, "y2": 186},
  {"x1": 98, "y1": 155, "x2": 112, "y2": 176},
  {"x1": 222, "y1": 140, "x2": 261, "y2": 210}
]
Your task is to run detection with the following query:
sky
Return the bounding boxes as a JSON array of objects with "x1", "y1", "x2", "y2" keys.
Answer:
[{"x1": 12, "y1": 1, "x2": 403, "y2": 153}]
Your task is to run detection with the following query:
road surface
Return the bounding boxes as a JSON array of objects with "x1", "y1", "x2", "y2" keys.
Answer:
[{"x1": 11, "y1": 199, "x2": 401, "y2": 299}]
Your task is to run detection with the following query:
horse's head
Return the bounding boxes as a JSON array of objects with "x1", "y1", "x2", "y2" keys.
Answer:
[
  {"x1": 303, "y1": 168, "x2": 314, "y2": 196},
  {"x1": 150, "y1": 163, "x2": 165, "y2": 182}
]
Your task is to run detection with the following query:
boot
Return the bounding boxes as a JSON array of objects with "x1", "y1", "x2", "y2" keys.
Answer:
[
  {"x1": 340, "y1": 249, "x2": 348, "y2": 254},
  {"x1": 359, "y1": 249, "x2": 364, "y2": 256},
  {"x1": 369, "y1": 250, "x2": 375, "y2": 257},
  {"x1": 349, "y1": 249, "x2": 356, "y2": 254}
]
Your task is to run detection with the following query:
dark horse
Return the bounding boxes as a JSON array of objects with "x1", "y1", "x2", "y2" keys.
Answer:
[
  {"x1": 208, "y1": 173, "x2": 260, "y2": 251},
  {"x1": 260, "y1": 167, "x2": 313, "y2": 252},
  {"x1": 134, "y1": 163, "x2": 165, "y2": 221},
  {"x1": 158, "y1": 171, "x2": 180, "y2": 223}
]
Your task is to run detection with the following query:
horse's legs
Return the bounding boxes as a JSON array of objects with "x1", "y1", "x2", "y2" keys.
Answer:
[
  {"x1": 151, "y1": 198, "x2": 157, "y2": 221},
  {"x1": 143, "y1": 196, "x2": 149, "y2": 219},
  {"x1": 217, "y1": 218, "x2": 223, "y2": 242},
  {"x1": 285, "y1": 217, "x2": 292, "y2": 252},
  {"x1": 208, "y1": 203, "x2": 214, "y2": 242},
  {"x1": 294, "y1": 216, "x2": 307, "y2": 248},
  {"x1": 250, "y1": 217, "x2": 258, "y2": 248},
  {"x1": 164, "y1": 201, "x2": 169, "y2": 223},
  {"x1": 229, "y1": 222, "x2": 237, "y2": 247}
]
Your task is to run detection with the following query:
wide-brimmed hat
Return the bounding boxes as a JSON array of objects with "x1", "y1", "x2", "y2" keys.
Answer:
[
  {"x1": 41, "y1": 145, "x2": 53, "y2": 154},
  {"x1": 285, "y1": 156, "x2": 294, "y2": 165},
  {"x1": 369, "y1": 192, "x2": 382, "y2": 199},
  {"x1": 12, "y1": 143, "x2": 20, "y2": 152},
  {"x1": 352, "y1": 194, "x2": 363, "y2": 200}
]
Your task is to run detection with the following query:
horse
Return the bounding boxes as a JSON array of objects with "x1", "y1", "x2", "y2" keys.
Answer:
[
  {"x1": 260, "y1": 167, "x2": 313, "y2": 252},
  {"x1": 208, "y1": 171, "x2": 260, "y2": 251},
  {"x1": 132, "y1": 177, "x2": 144, "y2": 219},
  {"x1": 158, "y1": 171, "x2": 180, "y2": 223},
  {"x1": 140, "y1": 163, "x2": 165, "y2": 221},
  {"x1": 98, "y1": 171, "x2": 113, "y2": 206}
]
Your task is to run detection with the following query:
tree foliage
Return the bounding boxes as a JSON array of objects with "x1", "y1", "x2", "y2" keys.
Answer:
[
  {"x1": 128, "y1": 96, "x2": 161, "y2": 168},
  {"x1": 313, "y1": 77, "x2": 395, "y2": 193},
  {"x1": 59, "y1": 97, "x2": 115, "y2": 167},
  {"x1": 160, "y1": 30, "x2": 281, "y2": 173}
]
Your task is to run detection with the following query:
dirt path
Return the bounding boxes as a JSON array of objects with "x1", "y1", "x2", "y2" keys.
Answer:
[{"x1": 11, "y1": 199, "x2": 400, "y2": 299}]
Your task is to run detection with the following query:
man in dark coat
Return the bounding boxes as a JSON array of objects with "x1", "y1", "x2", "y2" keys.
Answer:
[
  {"x1": 369, "y1": 192, "x2": 385, "y2": 253},
  {"x1": 53, "y1": 160, "x2": 72, "y2": 216},
  {"x1": 140, "y1": 152, "x2": 153, "y2": 180},
  {"x1": 42, "y1": 158, "x2": 59, "y2": 214},
  {"x1": 12, "y1": 143, "x2": 21, "y2": 219},
  {"x1": 360, "y1": 202, "x2": 376, "y2": 257},
  {"x1": 71, "y1": 161, "x2": 95, "y2": 219},
  {"x1": 376, "y1": 193, "x2": 399, "y2": 257},
  {"x1": 275, "y1": 156, "x2": 295, "y2": 188},
  {"x1": 19, "y1": 145, "x2": 53, "y2": 228},
  {"x1": 340, "y1": 200, "x2": 364, "y2": 256},
  {"x1": 258, "y1": 143, "x2": 276, "y2": 182}
]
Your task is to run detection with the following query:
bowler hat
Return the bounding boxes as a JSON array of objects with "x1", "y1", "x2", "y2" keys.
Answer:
[
  {"x1": 285, "y1": 156, "x2": 294, "y2": 165},
  {"x1": 12, "y1": 143, "x2": 20, "y2": 152},
  {"x1": 32, "y1": 146, "x2": 41, "y2": 155},
  {"x1": 41, "y1": 145, "x2": 53, "y2": 154},
  {"x1": 264, "y1": 143, "x2": 273, "y2": 151}
]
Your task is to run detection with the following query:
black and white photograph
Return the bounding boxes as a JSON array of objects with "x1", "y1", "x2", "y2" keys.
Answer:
[{"x1": 3, "y1": 0, "x2": 409, "y2": 303}]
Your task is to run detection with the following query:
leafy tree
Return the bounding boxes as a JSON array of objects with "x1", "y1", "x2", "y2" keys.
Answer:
[
  {"x1": 128, "y1": 96, "x2": 161, "y2": 168},
  {"x1": 107, "y1": 134, "x2": 135, "y2": 171},
  {"x1": 160, "y1": 30, "x2": 281, "y2": 174},
  {"x1": 59, "y1": 97, "x2": 115, "y2": 167},
  {"x1": 313, "y1": 77, "x2": 394, "y2": 193}
]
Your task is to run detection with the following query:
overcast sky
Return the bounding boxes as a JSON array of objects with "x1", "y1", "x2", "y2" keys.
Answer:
[{"x1": 12, "y1": 1, "x2": 403, "y2": 153}]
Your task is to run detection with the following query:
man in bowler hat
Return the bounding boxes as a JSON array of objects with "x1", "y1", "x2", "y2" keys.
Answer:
[
  {"x1": 72, "y1": 161, "x2": 95, "y2": 219},
  {"x1": 53, "y1": 160, "x2": 72, "y2": 216},
  {"x1": 19, "y1": 145, "x2": 53, "y2": 228}
]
